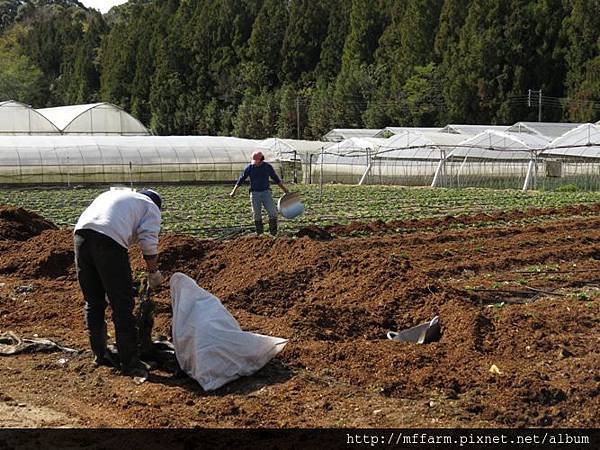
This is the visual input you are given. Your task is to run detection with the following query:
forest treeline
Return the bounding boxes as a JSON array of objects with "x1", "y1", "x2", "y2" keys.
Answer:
[{"x1": 1, "y1": 0, "x2": 599, "y2": 138}]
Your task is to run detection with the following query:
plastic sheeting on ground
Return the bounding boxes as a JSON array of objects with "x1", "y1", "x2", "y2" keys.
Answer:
[
  {"x1": 170, "y1": 273, "x2": 287, "y2": 391},
  {"x1": 0, "y1": 332, "x2": 78, "y2": 355}
]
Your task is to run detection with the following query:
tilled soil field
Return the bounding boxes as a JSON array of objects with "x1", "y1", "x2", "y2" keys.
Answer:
[{"x1": 0, "y1": 203, "x2": 598, "y2": 428}]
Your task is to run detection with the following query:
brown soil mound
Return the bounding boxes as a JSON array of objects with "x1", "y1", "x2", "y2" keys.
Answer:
[
  {"x1": 0, "y1": 206, "x2": 57, "y2": 241},
  {"x1": 0, "y1": 229, "x2": 75, "y2": 279},
  {"x1": 0, "y1": 203, "x2": 598, "y2": 428}
]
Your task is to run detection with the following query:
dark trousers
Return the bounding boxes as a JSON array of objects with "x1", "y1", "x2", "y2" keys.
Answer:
[{"x1": 74, "y1": 229, "x2": 137, "y2": 363}]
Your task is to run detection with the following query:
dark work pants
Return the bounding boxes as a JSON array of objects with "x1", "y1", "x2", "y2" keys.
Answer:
[{"x1": 74, "y1": 229, "x2": 137, "y2": 364}]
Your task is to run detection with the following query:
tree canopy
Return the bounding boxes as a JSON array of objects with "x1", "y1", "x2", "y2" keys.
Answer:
[{"x1": 1, "y1": 0, "x2": 599, "y2": 137}]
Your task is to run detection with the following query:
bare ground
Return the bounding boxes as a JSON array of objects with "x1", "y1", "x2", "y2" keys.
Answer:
[{"x1": 0, "y1": 203, "x2": 598, "y2": 428}]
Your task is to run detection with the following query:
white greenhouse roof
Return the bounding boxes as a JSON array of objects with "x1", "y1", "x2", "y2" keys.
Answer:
[
  {"x1": 439, "y1": 124, "x2": 509, "y2": 135},
  {"x1": 36, "y1": 103, "x2": 150, "y2": 135},
  {"x1": 259, "y1": 138, "x2": 333, "y2": 160},
  {"x1": 0, "y1": 100, "x2": 60, "y2": 135},
  {"x1": 373, "y1": 126, "x2": 441, "y2": 137},
  {"x1": 507, "y1": 122, "x2": 582, "y2": 139},
  {"x1": 377, "y1": 131, "x2": 467, "y2": 160},
  {"x1": 323, "y1": 128, "x2": 382, "y2": 142},
  {"x1": 325, "y1": 137, "x2": 387, "y2": 154},
  {"x1": 542, "y1": 123, "x2": 600, "y2": 159},
  {"x1": 0, "y1": 135, "x2": 262, "y2": 167},
  {"x1": 446, "y1": 131, "x2": 548, "y2": 160}
]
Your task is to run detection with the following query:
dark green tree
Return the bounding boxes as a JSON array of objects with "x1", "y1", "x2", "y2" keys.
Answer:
[
  {"x1": 0, "y1": 25, "x2": 44, "y2": 105},
  {"x1": 280, "y1": 0, "x2": 329, "y2": 84},
  {"x1": 245, "y1": 0, "x2": 288, "y2": 89},
  {"x1": 315, "y1": 1, "x2": 350, "y2": 82},
  {"x1": 562, "y1": 0, "x2": 600, "y2": 121},
  {"x1": 332, "y1": 0, "x2": 385, "y2": 127}
]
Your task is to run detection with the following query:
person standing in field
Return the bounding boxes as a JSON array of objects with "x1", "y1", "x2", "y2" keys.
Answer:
[
  {"x1": 230, "y1": 150, "x2": 289, "y2": 236},
  {"x1": 73, "y1": 188, "x2": 164, "y2": 379}
]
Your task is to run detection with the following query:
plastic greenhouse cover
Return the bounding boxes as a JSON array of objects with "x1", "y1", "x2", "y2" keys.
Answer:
[
  {"x1": 438, "y1": 124, "x2": 509, "y2": 135},
  {"x1": 0, "y1": 101, "x2": 60, "y2": 134},
  {"x1": 36, "y1": 103, "x2": 149, "y2": 135},
  {"x1": 506, "y1": 122, "x2": 583, "y2": 139},
  {"x1": 445, "y1": 130, "x2": 549, "y2": 160},
  {"x1": 542, "y1": 123, "x2": 600, "y2": 159},
  {"x1": 0, "y1": 136, "x2": 262, "y2": 166},
  {"x1": 374, "y1": 126, "x2": 442, "y2": 137},
  {"x1": 323, "y1": 128, "x2": 383, "y2": 141},
  {"x1": 377, "y1": 131, "x2": 467, "y2": 160},
  {"x1": 325, "y1": 137, "x2": 387, "y2": 153},
  {"x1": 258, "y1": 138, "x2": 333, "y2": 158}
]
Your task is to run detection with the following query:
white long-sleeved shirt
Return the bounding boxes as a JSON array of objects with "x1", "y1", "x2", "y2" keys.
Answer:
[{"x1": 75, "y1": 190, "x2": 161, "y2": 256}]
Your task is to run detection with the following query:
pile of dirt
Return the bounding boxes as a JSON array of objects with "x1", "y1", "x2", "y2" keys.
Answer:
[
  {"x1": 0, "y1": 229, "x2": 75, "y2": 279},
  {"x1": 0, "y1": 202, "x2": 598, "y2": 428},
  {"x1": 0, "y1": 206, "x2": 57, "y2": 241}
]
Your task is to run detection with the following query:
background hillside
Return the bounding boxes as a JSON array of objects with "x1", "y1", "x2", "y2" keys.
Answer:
[{"x1": 1, "y1": 0, "x2": 599, "y2": 138}]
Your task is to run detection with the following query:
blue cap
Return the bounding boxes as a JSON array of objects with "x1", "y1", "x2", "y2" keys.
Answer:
[{"x1": 139, "y1": 189, "x2": 162, "y2": 210}]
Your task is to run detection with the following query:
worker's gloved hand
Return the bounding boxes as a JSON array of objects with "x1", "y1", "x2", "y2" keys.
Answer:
[{"x1": 148, "y1": 270, "x2": 164, "y2": 289}]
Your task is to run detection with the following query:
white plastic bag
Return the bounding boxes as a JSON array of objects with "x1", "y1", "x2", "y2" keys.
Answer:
[{"x1": 170, "y1": 272, "x2": 288, "y2": 391}]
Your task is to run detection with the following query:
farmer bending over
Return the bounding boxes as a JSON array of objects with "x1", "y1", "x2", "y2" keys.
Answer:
[
  {"x1": 230, "y1": 150, "x2": 288, "y2": 235},
  {"x1": 74, "y1": 189, "x2": 164, "y2": 379}
]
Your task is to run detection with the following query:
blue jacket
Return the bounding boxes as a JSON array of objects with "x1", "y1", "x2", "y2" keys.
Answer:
[{"x1": 235, "y1": 162, "x2": 281, "y2": 192}]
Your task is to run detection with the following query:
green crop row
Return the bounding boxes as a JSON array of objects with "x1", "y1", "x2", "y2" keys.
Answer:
[{"x1": 1, "y1": 184, "x2": 599, "y2": 239}]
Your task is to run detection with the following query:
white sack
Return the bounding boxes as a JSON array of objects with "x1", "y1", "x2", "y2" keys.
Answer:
[{"x1": 170, "y1": 272, "x2": 288, "y2": 391}]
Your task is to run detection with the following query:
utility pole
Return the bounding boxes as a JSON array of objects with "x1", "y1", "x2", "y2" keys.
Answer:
[
  {"x1": 538, "y1": 89, "x2": 542, "y2": 122},
  {"x1": 296, "y1": 97, "x2": 301, "y2": 140},
  {"x1": 528, "y1": 89, "x2": 542, "y2": 122}
]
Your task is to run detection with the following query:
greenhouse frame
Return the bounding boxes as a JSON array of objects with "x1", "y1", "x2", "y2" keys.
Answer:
[
  {"x1": 506, "y1": 122, "x2": 582, "y2": 140},
  {"x1": 438, "y1": 124, "x2": 509, "y2": 135},
  {"x1": 322, "y1": 128, "x2": 383, "y2": 142},
  {"x1": 0, "y1": 136, "x2": 263, "y2": 184},
  {"x1": 431, "y1": 130, "x2": 550, "y2": 190},
  {"x1": 373, "y1": 126, "x2": 441, "y2": 138},
  {"x1": 258, "y1": 138, "x2": 333, "y2": 183},
  {"x1": 1, "y1": 116, "x2": 599, "y2": 190},
  {"x1": 36, "y1": 103, "x2": 150, "y2": 135},
  {"x1": 0, "y1": 101, "x2": 61, "y2": 135},
  {"x1": 314, "y1": 137, "x2": 387, "y2": 184},
  {"x1": 538, "y1": 123, "x2": 600, "y2": 190},
  {"x1": 370, "y1": 131, "x2": 466, "y2": 186}
]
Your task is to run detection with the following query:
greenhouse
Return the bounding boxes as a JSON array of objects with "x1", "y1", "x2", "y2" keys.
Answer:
[
  {"x1": 373, "y1": 131, "x2": 467, "y2": 186},
  {"x1": 258, "y1": 138, "x2": 332, "y2": 183},
  {"x1": 314, "y1": 137, "x2": 387, "y2": 184},
  {"x1": 506, "y1": 122, "x2": 582, "y2": 140},
  {"x1": 373, "y1": 126, "x2": 440, "y2": 138},
  {"x1": 431, "y1": 130, "x2": 550, "y2": 190},
  {"x1": 438, "y1": 124, "x2": 509, "y2": 135},
  {"x1": 36, "y1": 103, "x2": 150, "y2": 135},
  {"x1": 0, "y1": 101, "x2": 60, "y2": 135},
  {"x1": 322, "y1": 128, "x2": 382, "y2": 142},
  {"x1": 538, "y1": 123, "x2": 600, "y2": 190},
  {"x1": 0, "y1": 135, "x2": 262, "y2": 184}
]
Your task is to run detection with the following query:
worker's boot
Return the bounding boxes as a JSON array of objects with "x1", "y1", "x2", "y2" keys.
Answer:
[
  {"x1": 89, "y1": 322, "x2": 119, "y2": 368},
  {"x1": 255, "y1": 220, "x2": 264, "y2": 235},
  {"x1": 117, "y1": 334, "x2": 150, "y2": 379},
  {"x1": 269, "y1": 217, "x2": 278, "y2": 236}
]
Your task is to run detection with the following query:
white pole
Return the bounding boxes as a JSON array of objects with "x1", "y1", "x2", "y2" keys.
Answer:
[
  {"x1": 319, "y1": 146, "x2": 324, "y2": 202},
  {"x1": 522, "y1": 158, "x2": 535, "y2": 191},
  {"x1": 359, "y1": 162, "x2": 372, "y2": 185},
  {"x1": 359, "y1": 148, "x2": 372, "y2": 185},
  {"x1": 431, "y1": 159, "x2": 445, "y2": 187}
]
